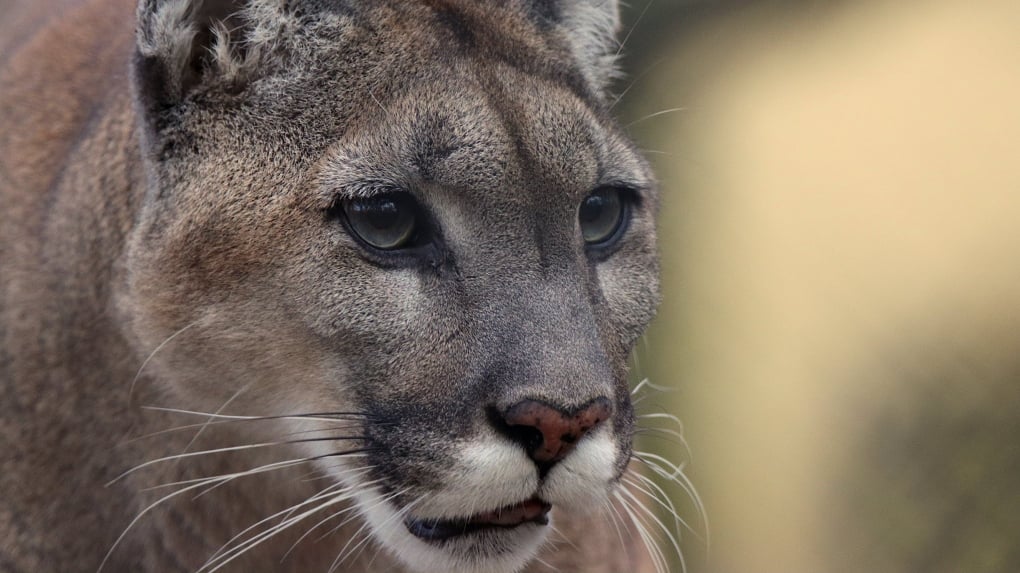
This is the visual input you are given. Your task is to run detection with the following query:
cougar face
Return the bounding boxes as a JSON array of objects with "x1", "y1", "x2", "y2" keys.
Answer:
[
  {"x1": 132, "y1": 88, "x2": 656, "y2": 572},
  {"x1": 7, "y1": 1, "x2": 661, "y2": 571}
]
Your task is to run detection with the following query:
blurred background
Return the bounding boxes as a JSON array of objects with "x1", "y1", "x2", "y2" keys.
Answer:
[{"x1": 615, "y1": 1, "x2": 1020, "y2": 571}]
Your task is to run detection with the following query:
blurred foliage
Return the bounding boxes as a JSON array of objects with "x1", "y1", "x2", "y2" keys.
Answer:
[
  {"x1": 832, "y1": 326, "x2": 1020, "y2": 573},
  {"x1": 618, "y1": 1, "x2": 1020, "y2": 572}
]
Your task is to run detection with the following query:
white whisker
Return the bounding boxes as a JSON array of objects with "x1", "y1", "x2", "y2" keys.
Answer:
[
  {"x1": 615, "y1": 0, "x2": 654, "y2": 59},
  {"x1": 142, "y1": 405, "x2": 365, "y2": 424},
  {"x1": 361, "y1": 496, "x2": 421, "y2": 570},
  {"x1": 280, "y1": 495, "x2": 364, "y2": 562},
  {"x1": 633, "y1": 451, "x2": 709, "y2": 549},
  {"x1": 600, "y1": 497, "x2": 633, "y2": 566},
  {"x1": 98, "y1": 462, "x2": 293, "y2": 573},
  {"x1": 121, "y1": 419, "x2": 362, "y2": 447},
  {"x1": 615, "y1": 490, "x2": 669, "y2": 573},
  {"x1": 623, "y1": 474, "x2": 700, "y2": 543},
  {"x1": 327, "y1": 488, "x2": 409, "y2": 573},
  {"x1": 200, "y1": 483, "x2": 374, "y2": 573},
  {"x1": 618, "y1": 483, "x2": 687, "y2": 573},
  {"x1": 631, "y1": 377, "x2": 651, "y2": 396},
  {"x1": 109, "y1": 442, "x2": 308, "y2": 486},
  {"x1": 179, "y1": 383, "x2": 253, "y2": 462},
  {"x1": 610, "y1": 56, "x2": 665, "y2": 111},
  {"x1": 128, "y1": 321, "x2": 198, "y2": 400},
  {"x1": 207, "y1": 478, "x2": 357, "y2": 565},
  {"x1": 625, "y1": 107, "x2": 687, "y2": 129}
]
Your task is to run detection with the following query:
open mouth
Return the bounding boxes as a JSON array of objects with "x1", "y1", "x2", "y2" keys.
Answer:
[{"x1": 404, "y1": 497, "x2": 552, "y2": 542}]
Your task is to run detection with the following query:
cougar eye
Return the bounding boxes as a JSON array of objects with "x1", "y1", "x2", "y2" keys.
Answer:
[
  {"x1": 579, "y1": 187, "x2": 627, "y2": 246},
  {"x1": 342, "y1": 193, "x2": 419, "y2": 250}
]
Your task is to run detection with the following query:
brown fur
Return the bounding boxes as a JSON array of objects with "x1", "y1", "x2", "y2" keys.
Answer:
[{"x1": 1, "y1": 1, "x2": 661, "y2": 571}]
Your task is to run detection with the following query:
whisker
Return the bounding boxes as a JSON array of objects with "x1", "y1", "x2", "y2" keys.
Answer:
[
  {"x1": 632, "y1": 378, "x2": 676, "y2": 395},
  {"x1": 637, "y1": 148, "x2": 677, "y2": 157},
  {"x1": 634, "y1": 425, "x2": 693, "y2": 461},
  {"x1": 123, "y1": 420, "x2": 369, "y2": 449},
  {"x1": 631, "y1": 377, "x2": 652, "y2": 396},
  {"x1": 142, "y1": 405, "x2": 371, "y2": 423},
  {"x1": 189, "y1": 458, "x2": 331, "y2": 501},
  {"x1": 200, "y1": 482, "x2": 381, "y2": 573},
  {"x1": 615, "y1": 0, "x2": 654, "y2": 59},
  {"x1": 202, "y1": 470, "x2": 379, "y2": 569},
  {"x1": 292, "y1": 461, "x2": 352, "y2": 484},
  {"x1": 637, "y1": 411, "x2": 684, "y2": 426},
  {"x1": 142, "y1": 460, "x2": 336, "y2": 493},
  {"x1": 618, "y1": 484, "x2": 687, "y2": 573},
  {"x1": 533, "y1": 555, "x2": 559, "y2": 571},
  {"x1": 190, "y1": 449, "x2": 378, "y2": 502},
  {"x1": 614, "y1": 490, "x2": 669, "y2": 573},
  {"x1": 361, "y1": 494, "x2": 422, "y2": 569},
  {"x1": 279, "y1": 489, "x2": 370, "y2": 562},
  {"x1": 550, "y1": 522, "x2": 582, "y2": 553},
  {"x1": 602, "y1": 496, "x2": 630, "y2": 550},
  {"x1": 128, "y1": 321, "x2": 198, "y2": 400},
  {"x1": 278, "y1": 468, "x2": 378, "y2": 525},
  {"x1": 360, "y1": 496, "x2": 421, "y2": 570},
  {"x1": 107, "y1": 437, "x2": 369, "y2": 486},
  {"x1": 632, "y1": 451, "x2": 710, "y2": 548},
  {"x1": 634, "y1": 426, "x2": 687, "y2": 443},
  {"x1": 362, "y1": 495, "x2": 426, "y2": 571},
  {"x1": 625, "y1": 107, "x2": 687, "y2": 129},
  {"x1": 122, "y1": 418, "x2": 370, "y2": 449},
  {"x1": 327, "y1": 488, "x2": 409, "y2": 573},
  {"x1": 96, "y1": 455, "x2": 321, "y2": 573},
  {"x1": 611, "y1": 61, "x2": 653, "y2": 111},
  {"x1": 178, "y1": 383, "x2": 253, "y2": 462},
  {"x1": 624, "y1": 474, "x2": 701, "y2": 542},
  {"x1": 118, "y1": 419, "x2": 248, "y2": 445},
  {"x1": 278, "y1": 424, "x2": 367, "y2": 439},
  {"x1": 182, "y1": 381, "x2": 249, "y2": 444},
  {"x1": 207, "y1": 478, "x2": 359, "y2": 565}
]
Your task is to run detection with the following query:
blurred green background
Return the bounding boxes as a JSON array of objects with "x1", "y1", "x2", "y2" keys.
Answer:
[{"x1": 615, "y1": 1, "x2": 1020, "y2": 571}]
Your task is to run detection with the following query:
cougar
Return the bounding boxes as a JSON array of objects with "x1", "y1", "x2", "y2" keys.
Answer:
[{"x1": 0, "y1": 1, "x2": 682, "y2": 571}]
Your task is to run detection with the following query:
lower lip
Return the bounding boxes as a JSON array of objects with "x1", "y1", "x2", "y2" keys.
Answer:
[{"x1": 404, "y1": 498, "x2": 552, "y2": 542}]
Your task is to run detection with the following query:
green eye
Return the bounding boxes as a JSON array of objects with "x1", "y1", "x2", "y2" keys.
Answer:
[
  {"x1": 342, "y1": 193, "x2": 419, "y2": 250},
  {"x1": 579, "y1": 187, "x2": 626, "y2": 246}
]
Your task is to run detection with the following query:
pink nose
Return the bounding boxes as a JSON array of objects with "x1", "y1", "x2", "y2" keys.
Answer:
[{"x1": 501, "y1": 398, "x2": 612, "y2": 465}]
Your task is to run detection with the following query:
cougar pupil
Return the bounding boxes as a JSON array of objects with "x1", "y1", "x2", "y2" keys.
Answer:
[
  {"x1": 579, "y1": 187, "x2": 626, "y2": 245},
  {"x1": 344, "y1": 193, "x2": 419, "y2": 250}
]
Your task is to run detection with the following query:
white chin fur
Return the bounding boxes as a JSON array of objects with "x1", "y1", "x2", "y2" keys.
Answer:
[
  {"x1": 353, "y1": 487, "x2": 548, "y2": 573},
  {"x1": 341, "y1": 431, "x2": 620, "y2": 573}
]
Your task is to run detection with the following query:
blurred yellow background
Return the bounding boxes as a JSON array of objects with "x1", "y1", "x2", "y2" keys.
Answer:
[{"x1": 619, "y1": 1, "x2": 1020, "y2": 571}]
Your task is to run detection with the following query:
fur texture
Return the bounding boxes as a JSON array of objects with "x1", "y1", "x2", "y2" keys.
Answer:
[{"x1": 0, "y1": 1, "x2": 664, "y2": 571}]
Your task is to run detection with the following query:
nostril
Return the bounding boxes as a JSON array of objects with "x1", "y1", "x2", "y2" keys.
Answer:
[
  {"x1": 506, "y1": 424, "x2": 544, "y2": 453},
  {"x1": 492, "y1": 398, "x2": 613, "y2": 470}
]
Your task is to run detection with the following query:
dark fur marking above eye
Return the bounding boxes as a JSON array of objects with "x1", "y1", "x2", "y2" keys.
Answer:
[
  {"x1": 525, "y1": 0, "x2": 562, "y2": 28},
  {"x1": 429, "y1": 3, "x2": 476, "y2": 48},
  {"x1": 410, "y1": 116, "x2": 463, "y2": 183}
]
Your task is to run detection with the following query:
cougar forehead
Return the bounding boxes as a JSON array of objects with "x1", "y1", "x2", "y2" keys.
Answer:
[{"x1": 314, "y1": 73, "x2": 650, "y2": 274}]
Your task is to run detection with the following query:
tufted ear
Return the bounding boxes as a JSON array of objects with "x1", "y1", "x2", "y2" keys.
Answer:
[
  {"x1": 134, "y1": 0, "x2": 286, "y2": 107},
  {"x1": 556, "y1": 0, "x2": 622, "y2": 92}
]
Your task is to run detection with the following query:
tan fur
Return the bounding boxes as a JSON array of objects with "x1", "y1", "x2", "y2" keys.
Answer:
[{"x1": 1, "y1": 1, "x2": 662, "y2": 571}]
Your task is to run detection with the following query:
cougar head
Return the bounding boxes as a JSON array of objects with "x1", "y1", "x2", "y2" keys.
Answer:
[{"x1": 125, "y1": 1, "x2": 659, "y2": 571}]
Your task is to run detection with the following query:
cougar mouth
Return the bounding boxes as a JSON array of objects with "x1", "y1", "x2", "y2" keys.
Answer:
[{"x1": 404, "y1": 497, "x2": 552, "y2": 542}]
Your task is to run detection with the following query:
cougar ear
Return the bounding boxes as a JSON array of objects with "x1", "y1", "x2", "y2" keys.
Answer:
[
  {"x1": 555, "y1": 0, "x2": 622, "y2": 92},
  {"x1": 134, "y1": 0, "x2": 268, "y2": 106}
]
